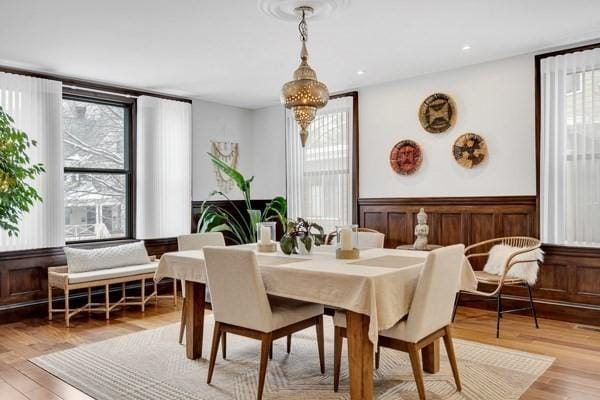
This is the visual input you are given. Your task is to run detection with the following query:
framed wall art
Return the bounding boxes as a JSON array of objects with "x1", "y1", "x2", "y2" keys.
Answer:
[
  {"x1": 390, "y1": 139, "x2": 423, "y2": 175},
  {"x1": 418, "y1": 93, "x2": 456, "y2": 133}
]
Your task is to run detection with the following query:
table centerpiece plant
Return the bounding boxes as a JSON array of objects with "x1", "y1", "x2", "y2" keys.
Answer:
[
  {"x1": 0, "y1": 106, "x2": 45, "y2": 237},
  {"x1": 280, "y1": 218, "x2": 325, "y2": 255},
  {"x1": 197, "y1": 153, "x2": 287, "y2": 245}
]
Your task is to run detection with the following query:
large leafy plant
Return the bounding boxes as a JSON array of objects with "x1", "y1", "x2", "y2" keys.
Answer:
[
  {"x1": 0, "y1": 106, "x2": 45, "y2": 237},
  {"x1": 197, "y1": 153, "x2": 286, "y2": 244}
]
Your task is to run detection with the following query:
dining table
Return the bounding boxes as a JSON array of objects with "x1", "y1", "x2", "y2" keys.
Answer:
[{"x1": 154, "y1": 244, "x2": 477, "y2": 400}]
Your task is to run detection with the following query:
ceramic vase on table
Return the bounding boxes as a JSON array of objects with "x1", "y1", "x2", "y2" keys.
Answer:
[{"x1": 297, "y1": 235, "x2": 314, "y2": 255}]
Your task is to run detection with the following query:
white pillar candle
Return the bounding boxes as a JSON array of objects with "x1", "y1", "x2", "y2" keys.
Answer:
[
  {"x1": 340, "y1": 228, "x2": 353, "y2": 251},
  {"x1": 260, "y1": 225, "x2": 271, "y2": 245}
]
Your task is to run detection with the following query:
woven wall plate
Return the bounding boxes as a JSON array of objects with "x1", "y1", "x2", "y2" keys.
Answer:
[
  {"x1": 418, "y1": 93, "x2": 456, "y2": 133},
  {"x1": 390, "y1": 139, "x2": 423, "y2": 175},
  {"x1": 453, "y1": 133, "x2": 488, "y2": 168}
]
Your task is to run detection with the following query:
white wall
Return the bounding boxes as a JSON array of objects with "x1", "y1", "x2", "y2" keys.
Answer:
[
  {"x1": 192, "y1": 99, "x2": 253, "y2": 201},
  {"x1": 192, "y1": 99, "x2": 286, "y2": 201},
  {"x1": 359, "y1": 54, "x2": 536, "y2": 198},
  {"x1": 251, "y1": 105, "x2": 286, "y2": 199}
]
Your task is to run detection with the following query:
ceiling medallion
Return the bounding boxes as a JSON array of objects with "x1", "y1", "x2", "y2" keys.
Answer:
[{"x1": 280, "y1": 5, "x2": 329, "y2": 147}]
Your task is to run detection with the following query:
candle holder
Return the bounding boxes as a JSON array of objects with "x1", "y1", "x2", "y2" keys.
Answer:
[
  {"x1": 335, "y1": 224, "x2": 360, "y2": 259},
  {"x1": 256, "y1": 222, "x2": 277, "y2": 252}
]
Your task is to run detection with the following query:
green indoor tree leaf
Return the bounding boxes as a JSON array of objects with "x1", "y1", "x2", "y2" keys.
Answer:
[{"x1": 0, "y1": 106, "x2": 45, "y2": 237}]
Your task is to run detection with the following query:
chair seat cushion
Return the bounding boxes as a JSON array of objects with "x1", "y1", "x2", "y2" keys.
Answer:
[
  {"x1": 268, "y1": 295, "x2": 324, "y2": 331},
  {"x1": 474, "y1": 270, "x2": 527, "y2": 285},
  {"x1": 68, "y1": 262, "x2": 158, "y2": 284}
]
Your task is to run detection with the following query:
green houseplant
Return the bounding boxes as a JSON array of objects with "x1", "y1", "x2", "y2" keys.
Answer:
[
  {"x1": 0, "y1": 106, "x2": 45, "y2": 237},
  {"x1": 197, "y1": 153, "x2": 286, "y2": 244},
  {"x1": 279, "y1": 218, "x2": 324, "y2": 255}
]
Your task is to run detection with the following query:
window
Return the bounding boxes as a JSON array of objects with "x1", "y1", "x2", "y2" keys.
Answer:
[
  {"x1": 286, "y1": 94, "x2": 356, "y2": 233},
  {"x1": 540, "y1": 47, "x2": 600, "y2": 247},
  {"x1": 63, "y1": 92, "x2": 133, "y2": 242}
]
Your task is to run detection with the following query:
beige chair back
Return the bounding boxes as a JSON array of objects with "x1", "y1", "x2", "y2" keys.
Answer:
[
  {"x1": 203, "y1": 247, "x2": 273, "y2": 332},
  {"x1": 404, "y1": 244, "x2": 465, "y2": 342},
  {"x1": 177, "y1": 232, "x2": 225, "y2": 251},
  {"x1": 356, "y1": 231, "x2": 385, "y2": 249}
]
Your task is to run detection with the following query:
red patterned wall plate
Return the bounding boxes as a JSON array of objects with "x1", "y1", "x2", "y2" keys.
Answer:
[{"x1": 390, "y1": 140, "x2": 423, "y2": 175}]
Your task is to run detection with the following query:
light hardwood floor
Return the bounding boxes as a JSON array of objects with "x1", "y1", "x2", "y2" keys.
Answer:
[{"x1": 0, "y1": 303, "x2": 599, "y2": 400}]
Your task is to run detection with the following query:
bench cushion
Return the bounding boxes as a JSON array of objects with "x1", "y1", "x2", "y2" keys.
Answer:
[
  {"x1": 68, "y1": 262, "x2": 158, "y2": 284},
  {"x1": 65, "y1": 241, "x2": 151, "y2": 273}
]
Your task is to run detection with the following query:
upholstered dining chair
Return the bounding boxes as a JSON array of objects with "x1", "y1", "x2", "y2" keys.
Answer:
[
  {"x1": 325, "y1": 227, "x2": 385, "y2": 249},
  {"x1": 203, "y1": 247, "x2": 325, "y2": 400},
  {"x1": 177, "y1": 232, "x2": 225, "y2": 344},
  {"x1": 333, "y1": 244, "x2": 465, "y2": 400},
  {"x1": 452, "y1": 236, "x2": 542, "y2": 338}
]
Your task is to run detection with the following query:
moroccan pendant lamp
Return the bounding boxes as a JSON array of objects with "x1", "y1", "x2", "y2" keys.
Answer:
[{"x1": 280, "y1": 6, "x2": 329, "y2": 147}]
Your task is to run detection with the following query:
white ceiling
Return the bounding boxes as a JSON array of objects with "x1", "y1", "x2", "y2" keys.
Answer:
[{"x1": 1, "y1": 0, "x2": 600, "y2": 109}]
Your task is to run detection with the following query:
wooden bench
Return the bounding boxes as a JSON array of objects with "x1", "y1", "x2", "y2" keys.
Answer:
[{"x1": 48, "y1": 256, "x2": 177, "y2": 327}]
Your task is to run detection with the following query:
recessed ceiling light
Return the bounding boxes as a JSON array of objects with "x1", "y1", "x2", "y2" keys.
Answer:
[
  {"x1": 357, "y1": 70, "x2": 365, "y2": 75},
  {"x1": 462, "y1": 44, "x2": 472, "y2": 51}
]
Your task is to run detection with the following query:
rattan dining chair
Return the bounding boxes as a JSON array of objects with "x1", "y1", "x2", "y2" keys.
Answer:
[
  {"x1": 452, "y1": 236, "x2": 542, "y2": 338},
  {"x1": 176, "y1": 232, "x2": 225, "y2": 345}
]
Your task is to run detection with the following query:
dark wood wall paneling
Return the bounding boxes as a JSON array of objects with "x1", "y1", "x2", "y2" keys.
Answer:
[
  {"x1": 0, "y1": 199, "x2": 276, "y2": 322},
  {"x1": 359, "y1": 195, "x2": 600, "y2": 325}
]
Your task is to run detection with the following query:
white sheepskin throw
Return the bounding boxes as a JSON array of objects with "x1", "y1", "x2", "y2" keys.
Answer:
[{"x1": 483, "y1": 244, "x2": 544, "y2": 285}]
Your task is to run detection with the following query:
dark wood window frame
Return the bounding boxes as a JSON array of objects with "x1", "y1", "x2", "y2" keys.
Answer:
[
  {"x1": 63, "y1": 88, "x2": 137, "y2": 244},
  {"x1": 535, "y1": 41, "x2": 600, "y2": 251}
]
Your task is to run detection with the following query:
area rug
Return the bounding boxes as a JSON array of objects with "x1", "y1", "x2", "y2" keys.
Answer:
[{"x1": 31, "y1": 317, "x2": 553, "y2": 400}]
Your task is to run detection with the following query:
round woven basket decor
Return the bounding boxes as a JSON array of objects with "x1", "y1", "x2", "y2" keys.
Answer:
[
  {"x1": 418, "y1": 93, "x2": 456, "y2": 133},
  {"x1": 453, "y1": 133, "x2": 488, "y2": 168},
  {"x1": 390, "y1": 139, "x2": 423, "y2": 175}
]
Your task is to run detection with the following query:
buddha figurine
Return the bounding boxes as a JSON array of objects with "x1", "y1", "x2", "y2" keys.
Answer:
[{"x1": 413, "y1": 208, "x2": 429, "y2": 250}]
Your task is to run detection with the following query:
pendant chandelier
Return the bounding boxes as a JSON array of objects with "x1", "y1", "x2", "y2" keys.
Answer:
[{"x1": 280, "y1": 6, "x2": 329, "y2": 147}]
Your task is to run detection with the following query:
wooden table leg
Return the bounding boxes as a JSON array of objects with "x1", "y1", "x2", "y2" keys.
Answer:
[
  {"x1": 185, "y1": 281, "x2": 206, "y2": 360},
  {"x1": 422, "y1": 338, "x2": 440, "y2": 373},
  {"x1": 346, "y1": 311, "x2": 374, "y2": 400}
]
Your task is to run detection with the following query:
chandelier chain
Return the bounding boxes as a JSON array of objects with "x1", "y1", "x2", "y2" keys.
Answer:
[{"x1": 298, "y1": 9, "x2": 308, "y2": 42}]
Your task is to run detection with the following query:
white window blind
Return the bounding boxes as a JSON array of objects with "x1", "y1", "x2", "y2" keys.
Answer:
[
  {"x1": 136, "y1": 96, "x2": 192, "y2": 239},
  {"x1": 540, "y1": 48, "x2": 600, "y2": 247},
  {"x1": 286, "y1": 95, "x2": 354, "y2": 233},
  {"x1": 0, "y1": 72, "x2": 63, "y2": 251}
]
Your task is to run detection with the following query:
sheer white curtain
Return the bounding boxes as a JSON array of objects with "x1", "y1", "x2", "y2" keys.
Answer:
[
  {"x1": 136, "y1": 96, "x2": 192, "y2": 239},
  {"x1": 286, "y1": 96, "x2": 354, "y2": 232},
  {"x1": 0, "y1": 72, "x2": 63, "y2": 251},
  {"x1": 541, "y1": 48, "x2": 600, "y2": 247}
]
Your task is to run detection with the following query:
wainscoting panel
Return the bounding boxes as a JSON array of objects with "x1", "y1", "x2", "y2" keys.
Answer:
[{"x1": 359, "y1": 196, "x2": 600, "y2": 325}]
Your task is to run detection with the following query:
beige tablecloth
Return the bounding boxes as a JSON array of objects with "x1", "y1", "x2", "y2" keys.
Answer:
[{"x1": 155, "y1": 244, "x2": 477, "y2": 345}]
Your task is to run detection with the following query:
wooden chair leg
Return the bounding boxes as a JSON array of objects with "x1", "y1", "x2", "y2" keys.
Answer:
[
  {"x1": 375, "y1": 346, "x2": 380, "y2": 370},
  {"x1": 105, "y1": 284, "x2": 110, "y2": 320},
  {"x1": 65, "y1": 288, "x2": 70, "y2": 327},
  {"x1": 407, "y1": 343, "x2": 426, "y2": 400},
  {"x1": 141, "y1": 278, "x2": 146, "y2": 312},
  {"x1": 333, "y1": 326, "x2": 342, "y2": 392},
  {"x1": 316, "y1": 315, "x2": 325, "y2": 374},
  {"x1": 269, "y1": 341, "x2": 273, "y2": 360},
  {"x1": 257, "y1": 333, "x2": 272, "y2": 400},
  {"x1": 452, "y1": 291, "x2": 461, "y2": 322},
  {"x1": 178, "y1": 301, "x2": 187, "y2": 345},
  {"x1": 443, "y1": 326, "x2": 462, "y2": 391},
  {"x1": 154, "y1": 281, "x2": 158, "y2": 305},
  {"x1": 221, "y1": 331, "x2": 227, "y2": 359},
  {"x1": 286, "y1": 334, "x2": 292, "y2": 354},
  {"x1": 48, "y1": 286, "x2": 53, "y2": 321},
  {"x1": 88, "y1": 287, "x2": 92, "y2": 314},
  {"x1": 527, "y1": 285, "x2": 540, "y2": 329},
  {"x1": 207, "y1": 322, "x2": 222, "y2": 384}
]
